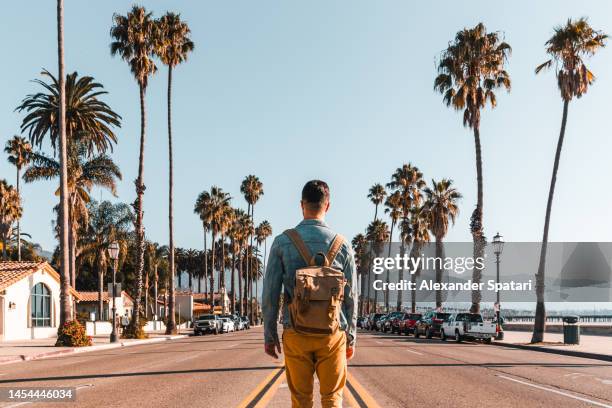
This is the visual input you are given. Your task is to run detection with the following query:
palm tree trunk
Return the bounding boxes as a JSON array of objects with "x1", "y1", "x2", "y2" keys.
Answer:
[
  {"x1": 384, "y1": 222, "x2": 394, "y2": 312},
  {"x1": 57, "y1": 0, "x2": 71, "y2": 326},
  {"x1": 203, "y1": 229, "x2": 208, "y2": 294},
  {"x1": 238, "y1": 249, "x2": 243, "y2": 315},
  {"x1": 98, "y1": 260, "x2": 104, "y2": 321},
  {"x1": 16, "y1": 167, "x2": 21, "y2": 261},
  {"x1": 132, "y1": 82, "x2": 147, "y2": 332},
  {"x1": 69, "y1": 224, "x2": 76, "y2": 289},
  {"x1": 470, "y1": 124, "x2": 485, "y2": 313},
  {"x1": 435, "y1": 237, "x2": 444, "y2": 309},
  {"x1": 210, "y1": 232, "x2": 216, "y2": 306},
  {"x1": 410, "y1": 242, "x2": 421, "y2": 313},
  {"x1": 532, "y1": 100, "x2": 569, "y2": 343},
  {"x1": 166, "y1": 63, "x2": 176, "y2": 334},
  {"x1": 245, "y1": 204, "x2": 251, "y2": 321},
  {"x1": 230, "y1": 243, "x2": 236, "y2": 314},
  {"x1": 396, "y1": 239, "x2": 405, "y2": 311}
]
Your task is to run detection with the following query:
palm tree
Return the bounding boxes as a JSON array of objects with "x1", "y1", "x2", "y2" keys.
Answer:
[
  {"x1": 368, "y1": 183, "x2": 386, "y2": 220},
  {"x1": 434, "y1": 23, "x2": 511, "y2": 313},
  {"x1": 156, "y1": 11, "x2": 194, "y2": 334},
  {"x1": 366, "y1": 219, "x2": 390, "y2": 313},
  {"x1": 383, "y1": 191, "x2": 401, "y2": 311},
  {"x1": 4, "y1": 136, "x2": 32, "y2": 261},
  {"x1": 234, "y1": 209, "x2": 253, "y2": 315},
  {"x1": 207, "y1": 187, "x2": 231, "y2": 307},
  {"x1": 531, "y1": 18, "x2": 607, "y2": 343},
  {"x1": 240, "y1": 175, "x2": 263, "y2": 322},
  {"x1": 194, "y1": 190, "x2": 213, "y2": 298},
  {"x1": 424, "y1": 179, "x2": 461, "y2": 309},
  {"x1": 24, "y1": 142, "x2": 122, "y2": 288},
  {"x1": 0, "y1": 180, "x2": 22, "y2": 260},
  {"x1": 79, "y1": 200, "x2": 133, "y2": 321},
  {"x1": 16, "y1": 69, "x2": 121, "y2": 286},
  {"x1": 408, "y1": 204, "x2": 430, "y2": 312},
  {"x1": 255, "y1": 220, "x2": 272, "y2": 315},
  {"x1": 365, "y1": 183, "x2": 386, "y2": 313},
  {"x1": 387, "y1": 164, "x2": 425, "y2": 310},
  {"x1": 352, "y1": 233, "x2": 368, "y2": 315},
  {"x1": 111, "y1": 5, "x2": 158, "y2": 333},
  {"x1": 144, "y1": 243, "x2": 168, "y2": 319}
]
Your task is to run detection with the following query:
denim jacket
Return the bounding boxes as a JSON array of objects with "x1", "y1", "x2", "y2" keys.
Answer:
[{"x1": 262, "y1": 219, "x2": 358, "y2": 346}]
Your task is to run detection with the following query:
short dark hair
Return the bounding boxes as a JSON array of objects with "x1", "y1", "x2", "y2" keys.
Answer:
[{"x1": 302, "y1": 180, "x2": 330, "y2": 211}]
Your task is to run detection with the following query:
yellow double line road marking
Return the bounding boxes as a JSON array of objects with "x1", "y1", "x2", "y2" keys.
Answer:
[{"x1": 237, "y1": 367, "x2": 380, "y2": 408}]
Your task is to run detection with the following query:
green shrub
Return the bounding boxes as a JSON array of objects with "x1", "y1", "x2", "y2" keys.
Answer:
[{"x1": 55, "y1": 320, "x2": 92, "y2": 347}]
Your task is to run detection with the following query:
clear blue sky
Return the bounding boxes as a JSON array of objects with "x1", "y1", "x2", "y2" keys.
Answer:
[{"x1": 2, "y1": 1, "x2": 612, "y2": 253}]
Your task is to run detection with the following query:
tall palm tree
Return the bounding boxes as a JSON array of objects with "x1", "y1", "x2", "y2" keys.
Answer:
[
  {"x1": 424, "y1": 179, "x2": 461, "y2": 309},
  {"x1": 408, "y1": 204, "x2": 430, "y2": 312},
  {"x1": 383, "y1": 191, "x2": 402, "y2": 311},
  {"x1": 365, "y1": 183, "x2": 386, "y2": 313},
  {"x1": 531, "y1": 18, "x2": 607, "y2": 343},
  {"x1": 194, "y1": 190, "x2": 213, "y2": 297},
  {"x1": 240, "y1": 175, "x2": 263, "y2": 322},
  {"x1": 352, "y1": 233, "x2": 368, "y2": 315},
  {"x1": 79, "y1": 200, "x2": 133, "y2": 321},
  {"x1": 366, "y1": 219, "x2": 390, "y2": 313},
  {"x1": 255, "y1": 220, "x2": 272, "y2": 315},
  {"x1": 56, "y1": 0, "x2": 71, "y2": 328},
  {"x1": 387, "y1": 164, "x2": 425, "y2": 310},
  {"x1": 111, "y1": 5, "x2": 158, "y2": 333},
  {"x1": 235, "y1": 209, "x2": 253, "y2": 315},
  {"x1": 4, "y1": 136, "x2": 32, "y2": 261},
  {"x1": 24, "y1": 142, "x2": 121, "y2": 288},
  {"x1": 0, "y1": 180, "x2": 22, "y2": 260},
  {"x1": 207, "y1": 187, "x2": 231, "y2": 306},
  {"x1": 156, "y1": 12, "x2": 194, "y2": 334},
  {"x1": 434, "y1": 23, "x2": 511, "y2": 313}
]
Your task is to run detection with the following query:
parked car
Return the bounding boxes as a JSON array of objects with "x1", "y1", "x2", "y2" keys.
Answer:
[
  {"x1": 414, "y1": 311, "x2": 451, "y2": 338},
  {"x1": 440, "y1": 313, "x2": 497, "y2": 343},
  {"x1": 366, "y1": 313, "x2": 383, "y2": 330},
  {"x1": 357, "y1": 316, "x2": 367, "y2": 329},
  {"x1": 383, "y1": 311, "x2": 405, "y2": 333},
  {"x1": 194, "y1": 314, "x2": 222, "y2": 335},
  {"x1": 233, "y1": 316, "x2": 245, "y2": 330},
  {"x1": 220, "y1": 317, "x2": 235, "y2": 333},
  {"x1": 375, "y1": 314, "x2": 389, "y2": 331},
  {"x1": 240, "y1": 316, "x2": 250, "y2": 329},
  {"x1": 398, "y1": 313, "x2": 422, "y2": 335}
]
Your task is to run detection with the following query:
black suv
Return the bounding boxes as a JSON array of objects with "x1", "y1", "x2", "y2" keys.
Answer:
[{"x1": 194, "y1": 314, "x2": 222, "y2": 335}]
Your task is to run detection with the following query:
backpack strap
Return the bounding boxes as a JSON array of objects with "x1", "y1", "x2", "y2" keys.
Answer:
[
  {"x1": 326, "y1": 234, "x2": 345, "y2": 266},
  {"x1": 284, "y1": 229, "x2": 313, "y2": 266}
]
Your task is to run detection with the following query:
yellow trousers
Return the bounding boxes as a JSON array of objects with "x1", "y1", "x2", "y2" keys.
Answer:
[{"x1": 282, "y1": 328, "x2": 347, "y2": 408}]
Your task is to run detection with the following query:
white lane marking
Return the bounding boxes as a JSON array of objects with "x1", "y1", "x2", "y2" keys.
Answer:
[
  {"x1": 226, "y1": 343, "x2": 238, "y2": 348},
  {"x1": 497, "y1": 375, "x2": 612, "y2": 408},
  {"x1": 597, "y1": 378, "x2": 612, "y2": 385},
  {"x1": 404, "y1": 348, "x2": 423, "y2": 356}
]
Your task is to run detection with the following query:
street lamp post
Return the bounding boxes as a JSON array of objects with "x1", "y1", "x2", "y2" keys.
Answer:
[
  {"x1": 108, "y1": 241, "x2": 120, "y2": 343},
  {"x1": 492, "y1": 232, "x2": 504, "y2": 340}
]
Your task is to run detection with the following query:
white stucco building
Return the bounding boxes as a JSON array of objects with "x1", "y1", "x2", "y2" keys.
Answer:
[{"x1": 0, "y1": 261, "x2": 79, "y2": 341}]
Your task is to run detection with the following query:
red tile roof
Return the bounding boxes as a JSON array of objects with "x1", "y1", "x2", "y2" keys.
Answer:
[
  {"x1": 0, "y1": 261, "x2": 79, "y2": 298},
  {"x1": 77, "y1": 290, "x2": 133, "y2": 304}
]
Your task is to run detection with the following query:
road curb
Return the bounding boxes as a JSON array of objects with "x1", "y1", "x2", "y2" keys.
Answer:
[
  {"x1": 491, "y1": 341, "x2": 612, "y2": 362},
  {"x1": 0, "y1": 334, "x2": 188, "y2": 366}
]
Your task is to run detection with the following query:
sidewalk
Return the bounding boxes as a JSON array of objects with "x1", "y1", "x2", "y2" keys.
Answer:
[
  {"x1": 0, "y1": 331, "x2": 188, "y2": 366},
  {"x1": 494, "y1": 330, "x2": 612, "y2": 361}
]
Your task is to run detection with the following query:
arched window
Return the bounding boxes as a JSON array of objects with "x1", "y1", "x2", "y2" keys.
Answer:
[{"x1": 31, "y1": 283, "x2": 51, "y2": 327}]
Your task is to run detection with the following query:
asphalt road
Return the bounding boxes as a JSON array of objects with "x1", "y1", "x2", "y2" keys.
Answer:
[{"x1": 0, "y1": 327, "x2": 610, "y2": 407}]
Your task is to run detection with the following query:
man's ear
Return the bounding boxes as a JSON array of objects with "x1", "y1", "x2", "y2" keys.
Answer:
[{"x1": 324, "y1": 200, "x2": 330, "y2": 213}]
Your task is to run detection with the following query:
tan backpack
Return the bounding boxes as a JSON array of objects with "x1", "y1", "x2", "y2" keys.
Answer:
[{"x1": 284, "y1": 229, "x2": 347, "y2": 336}]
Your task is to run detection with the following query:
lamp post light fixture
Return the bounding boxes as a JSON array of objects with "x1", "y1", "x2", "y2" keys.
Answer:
[
  {"x1": 108, "y1": 241, "x2": 120, "y2": 343},
  {"x1": 492, "y1": 232, "x2": 504, "y2": 340}
]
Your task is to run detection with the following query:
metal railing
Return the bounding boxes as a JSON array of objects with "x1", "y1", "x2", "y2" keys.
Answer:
[{"x1": 504, "y1": 315, "x2": 612, "y2": 324}]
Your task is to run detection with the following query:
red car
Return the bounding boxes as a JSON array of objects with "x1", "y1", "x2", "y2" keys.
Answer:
[{"x1": 398, "y1": 313, "x2": 422, "y2": 335}]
